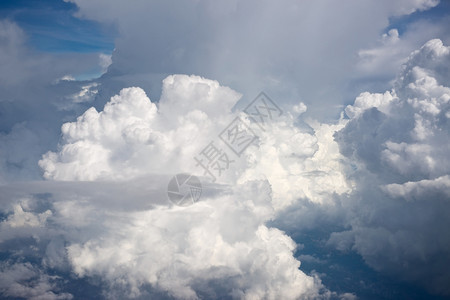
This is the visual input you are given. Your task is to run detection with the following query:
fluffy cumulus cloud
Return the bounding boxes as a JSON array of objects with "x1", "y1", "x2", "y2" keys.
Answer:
[
  {"x1": 332, "y1": 39, "x2": 450, "y2": 295},
  {"x1": 64, "y1": 182, "x2": 324, "y2": 299},
  {"x1": 0, "y1": 176, "x2": 348, "y2": 299},
  {"x1": 39, "y1": 75, "x2": 240, "y2": 181},
  {"x1": 1, "y1": 74, "x2": 351, "y2": 298},
  {"x1": 39, "y1": 74, "x2": 351, "y2": 208}
]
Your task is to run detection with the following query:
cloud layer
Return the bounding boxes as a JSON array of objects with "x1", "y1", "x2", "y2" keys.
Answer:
[
  {"x1": 67, "y1": 0, "x2": 445, "y2": 119},
  {"x1": 5, "y1": 38, "x2": 450, "y2": 298},
  {"x1": 332, "y1": 38, "x2": 450, "y2": 295},
  {"x1": 6, "y1": 74, "x2": 352, "y2": 298},
  {"x1": 1, "y1": 2, "x2": 450, "y2": 298}
]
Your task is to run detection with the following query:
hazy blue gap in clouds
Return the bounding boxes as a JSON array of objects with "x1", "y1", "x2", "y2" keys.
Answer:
[
  {"x1": 0, "y1": 0, "x2": 115, "y2": 53},
  {"x1": 269, "y1": 211, "x2": 450, "y2": 300},
  {"x1": 388, "y1": 0, "x2": 450, "y2": 35}
]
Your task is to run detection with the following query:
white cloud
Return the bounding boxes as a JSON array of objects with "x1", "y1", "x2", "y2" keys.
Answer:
[
  {"x1": 356, "y1": 28, "x2": 409, "y2": 78},
  {"x1": 67, "y1": 82, "x2": 99, "y2": 103},
  {"x1": 65, "y1": 182, "x2": 327, "y2": 299},
  {"x1": 355, "y1": 11, "x2": 450, "y2": 95},
  {"x1": 4, "y1": 202, "x2": 51, "y2": 228},
  {"x1": 0, "y1": 177, "x2": 336, "y2": 298},
  {"x1": 39, "y1": 75, "x2": 236, "y2": 181},
  {"x1": 33, "y1": 74, "x2": 354, "y2": 298},
  {"x1": 29, "y1": 73, "x2": 354, "y2": 297},
  {"x1": 344, "y1": 91, "x2": 395, "y2": 119},
  {"x1": 333, "y1": 39, "x2": 450, "y2": 295},
  {"x1": 39, "y1": 74, "x2": 351, "y2": 210},
  {"x1": 99, "y1": 53, "x2": 112, "y2": 74},
  {"x1": 383, "y1": 175, "x2": 450, "y2": 201},
  {"x1": 0, "y1": 262, "x2": 73, "y2": 300}
]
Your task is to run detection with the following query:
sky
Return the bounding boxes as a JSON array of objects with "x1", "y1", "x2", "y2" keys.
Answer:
[{"x1": 0, "y1": 0, "x2": 450, "y2": 299}]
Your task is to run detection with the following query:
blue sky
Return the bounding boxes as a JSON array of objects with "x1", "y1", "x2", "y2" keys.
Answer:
[
  {"x1": 0, "y1": 0, "x2": 115, "y2": 53},
  {"x1": 388, "y1": 0, "x2": 450, "y2": 34},
  {"x1": 1, "y1": 0, "x2": 448, "y2": 54}
]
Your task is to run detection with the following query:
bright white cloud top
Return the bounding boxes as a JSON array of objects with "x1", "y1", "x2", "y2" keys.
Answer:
[{"x1": 33, "y1": 74, "x2": 349, "y2": 298}]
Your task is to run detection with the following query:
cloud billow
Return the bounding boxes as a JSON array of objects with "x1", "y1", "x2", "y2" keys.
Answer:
[
  {"x1": 17, "y1": 74, "x2": 347, "y2": 298},
  {"x1": 332, "y1": 39, "x2": 450, "y2": 295},
  {"x1": 4, "y1": 38, "x2": 449, "y2": 299}
]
